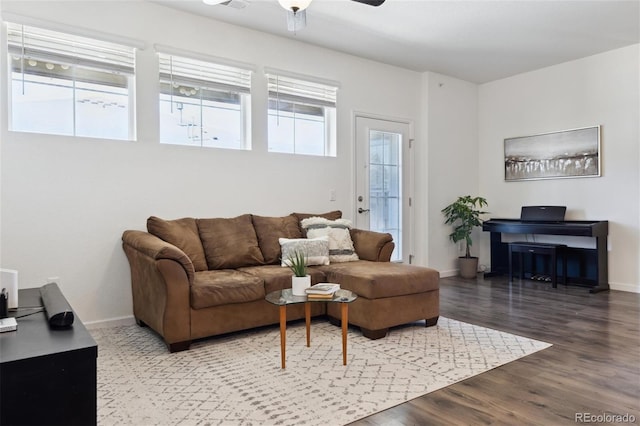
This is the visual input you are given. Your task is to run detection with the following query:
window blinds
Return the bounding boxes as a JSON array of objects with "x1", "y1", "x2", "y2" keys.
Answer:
[
  {"x1": 158, "y1": 53, "x2": 252, "y2": 94},
  {"x1": 6, "y1": 23, "x2": 136, "y2": 75},
  {"x1": 266, "y1": 72, "x2": 338, "y2": 108}
]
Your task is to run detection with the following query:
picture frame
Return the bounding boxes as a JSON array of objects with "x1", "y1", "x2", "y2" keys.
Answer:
[{"x1": 504, "y1": 125, "x2": 601, "y2": 181}]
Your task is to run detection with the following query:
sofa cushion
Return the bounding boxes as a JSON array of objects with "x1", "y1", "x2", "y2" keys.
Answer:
[
  {"x1": 302, "y1": 217, "x2": 359, "y2": 263},
  {"x1": 349, "y1": 228, "x2": 393, "y2": 262},
  {"x1": 147, "y1": 216, "x2": 208, "y2": 272},
  {"x1": 279, "y1": 236, "x2": 330, "y2": 267},
  {"x1": 191, "y1": 270, "x2": 265, "y2": 309},
  {"x1": 313, "y1": 260, "x2": 439, "y2": 299},
  {"x1": 252, "y1": 214, "x2": 303, "y2": 264},
  {"x1": 238, "y1": 265, "x2": 326, "y2": 294},
  {"x1": 197, "y1": 214, "x2": 265, "y2": 269},
  {"x1": 291, "y1": 210, "x2": 342, "y2": 235},
  {"x1": 291, "y1": 210, "x2": 342, "y2": 222}
]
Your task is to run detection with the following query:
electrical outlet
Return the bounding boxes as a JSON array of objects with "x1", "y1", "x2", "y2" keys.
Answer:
[
  {"x1": 47, "y1": 276, "x2": 60, "y2": 285},
  {"x1": 330, "y1": 189, "x2": 336, "y2": 201}
]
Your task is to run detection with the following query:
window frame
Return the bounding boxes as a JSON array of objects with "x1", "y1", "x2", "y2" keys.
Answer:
[
  {"x1": 156, "y1": 46, "x2": 254, "y2": 150},
  {"x1": 265, "y1": 69, "x2": 339, "y2": 157},
  {"x1": 5, "y1": 19, "x2": 140, "y2": 141}
]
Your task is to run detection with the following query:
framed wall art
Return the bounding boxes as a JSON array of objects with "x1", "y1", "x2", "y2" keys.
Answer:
[{"x1": 504, "y1": 125, "x2": 601, "y2": 181}]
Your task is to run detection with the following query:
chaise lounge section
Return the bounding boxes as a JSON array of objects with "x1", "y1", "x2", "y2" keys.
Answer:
[{"x1": 122, "y1": 211, "x2": 439, "y2": 352}]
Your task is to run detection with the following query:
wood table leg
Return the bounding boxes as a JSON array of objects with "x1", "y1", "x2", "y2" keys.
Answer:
[
  {"x1": 341, "y1": 303, "x2": 348, "y2": 365},
  {"x1": 279, "y1": 305, "x2": 286, "y2": 369},
  {"x1": 305, "y1": 302, "x2": 311, "y2": 347}
]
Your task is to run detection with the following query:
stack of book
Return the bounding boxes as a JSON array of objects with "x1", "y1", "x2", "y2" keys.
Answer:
[{"x1": 305, "y1": 283, "x2": 340, "y2": 300}]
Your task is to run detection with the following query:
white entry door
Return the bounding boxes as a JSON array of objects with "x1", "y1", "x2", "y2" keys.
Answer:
[{"x1": 355, "y1": 116, "x2": 412, "y2": 263}]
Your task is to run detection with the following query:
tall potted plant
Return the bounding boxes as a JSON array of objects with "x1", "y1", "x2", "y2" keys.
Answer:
[
  {"x1": 285, "y1": 250, "x2": 311, "y2": 296},
  {"x1": 441, "y1": 195, "x2": 488, "y2": 279}
]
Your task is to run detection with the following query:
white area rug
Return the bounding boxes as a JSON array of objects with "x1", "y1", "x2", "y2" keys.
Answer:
[{"x1": 93, "y1": 317, "x2": 551, "y2": 425}]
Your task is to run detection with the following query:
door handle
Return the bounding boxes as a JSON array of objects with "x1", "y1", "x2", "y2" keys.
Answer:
[{"x1": 358, "y1": 208, "x2": 370, "y2": 214}]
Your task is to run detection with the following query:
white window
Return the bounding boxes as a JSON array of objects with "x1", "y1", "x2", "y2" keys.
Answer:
[
  {"x1": 6, "y1": 22, "x2": 136, "y2": 140},
  {"x1": 157, "y1": 50, "x2": 252, "y2": 149},
  {"x1": 266, "y1": 70, "x2": 338, "y2": 157}
]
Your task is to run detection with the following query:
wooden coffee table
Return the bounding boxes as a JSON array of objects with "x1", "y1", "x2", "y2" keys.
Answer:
[{"x1": 265, "y1": 288, "x2": 357, "y2": 369}]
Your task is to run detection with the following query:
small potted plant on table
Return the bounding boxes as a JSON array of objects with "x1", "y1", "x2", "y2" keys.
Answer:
[
  {"x1": 442, "y1": 195, "x2": 488, "y2": 279},
  {"x1": 285, "y1": 250, "x2": 311, "y2": 296}
]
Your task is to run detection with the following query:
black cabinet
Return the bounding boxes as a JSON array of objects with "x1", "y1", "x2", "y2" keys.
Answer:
[{"x1": 0, "y1": 288, "x2": 97, "y2": 426}]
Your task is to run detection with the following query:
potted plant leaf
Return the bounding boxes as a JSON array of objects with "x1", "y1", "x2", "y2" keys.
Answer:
[
  {"x1": 441, "y1": 195, "x2": 488, "y2": 279},
  {"x1": 285, "y1": 250, "x2": 311, "y2": 296}
]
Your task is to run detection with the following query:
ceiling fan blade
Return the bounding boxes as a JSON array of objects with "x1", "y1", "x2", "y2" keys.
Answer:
[{"x1": 350, "y1": 0, "x2": 385, "y2": 6}]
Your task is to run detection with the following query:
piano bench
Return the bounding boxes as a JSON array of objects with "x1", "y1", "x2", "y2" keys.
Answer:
[{"x1": 508, "y1": 242, "x2": 567, "y2": 287}]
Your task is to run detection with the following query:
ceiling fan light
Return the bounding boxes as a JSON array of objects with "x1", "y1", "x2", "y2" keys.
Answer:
[
  {"x1": 278, "y1": 0, "x2": 312, "y2": 12},
  {"x1": 202, "y1": 0, "x2": 226, "y2": 5}
]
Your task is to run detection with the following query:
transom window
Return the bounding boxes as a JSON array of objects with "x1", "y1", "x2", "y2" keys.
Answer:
[
  {"x1": 266, "y1": 70, "x2": 338, "y2": 157},
  {"x1": 7, "y1": 23, "x2": 136, "y2": 140},
  {"x1": 158, "y1": 50, "x2": 252, "y2": 149}
]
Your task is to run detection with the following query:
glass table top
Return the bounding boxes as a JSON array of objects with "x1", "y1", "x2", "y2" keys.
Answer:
[{"x1": 265, "y1": 288, "x2": 357, "y2": 306}]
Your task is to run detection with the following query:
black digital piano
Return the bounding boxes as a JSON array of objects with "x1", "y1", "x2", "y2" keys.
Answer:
[{"x1": 482, "y1": 218, "x2": 609, "y2": 293}]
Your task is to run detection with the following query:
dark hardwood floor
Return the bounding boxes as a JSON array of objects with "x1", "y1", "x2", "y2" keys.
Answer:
[{"x1": 349, "y1": 275, "x2": 640, "y2": 425}]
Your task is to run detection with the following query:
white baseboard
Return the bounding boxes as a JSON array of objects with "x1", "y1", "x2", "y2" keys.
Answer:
[
  {"x1": 609, "y1": 282, "x2": 640, "y2": 293},
  {"x1": 84, "y1": 315, "x2": 136, "y2": 330},
  {"x1": 439, "y1": 269, "x2": 459, "y2": 278}
]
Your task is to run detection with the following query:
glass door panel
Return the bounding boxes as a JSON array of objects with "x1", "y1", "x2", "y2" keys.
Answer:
[{"x1": 355, "y1": 116, "x2": 411, "y2": 263}]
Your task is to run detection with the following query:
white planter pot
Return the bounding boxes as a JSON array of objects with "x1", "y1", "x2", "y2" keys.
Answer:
[{"x1": 291, "y1": 275, "x2": 311, "y2": 296}]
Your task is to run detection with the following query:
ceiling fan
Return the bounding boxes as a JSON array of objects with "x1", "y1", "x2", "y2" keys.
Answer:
[{"x1": 202, "y1": 0, "x2": 386, "y2": 32}]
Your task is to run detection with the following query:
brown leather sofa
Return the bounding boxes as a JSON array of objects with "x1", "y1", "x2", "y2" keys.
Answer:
[{"x1": 122, "y1": 211, "x2": 439, "y2": 352}]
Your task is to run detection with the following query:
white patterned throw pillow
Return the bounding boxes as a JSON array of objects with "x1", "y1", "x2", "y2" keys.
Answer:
[
  {"x1": 279, "y1": 236, "x2": 330, "y2": 267},
  {"x1": 301, "y1": 217, "x2": 359, "y2": 263}
]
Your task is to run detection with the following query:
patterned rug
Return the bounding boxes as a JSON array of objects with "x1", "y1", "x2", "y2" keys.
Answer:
[{"x1": 93, "y1": 317, "x2": 551, "y2": 425}]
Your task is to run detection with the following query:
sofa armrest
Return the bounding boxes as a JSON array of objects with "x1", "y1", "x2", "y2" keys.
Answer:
[
  {"x1": 122, "y1": 230, "x2": 195, "y2": 282},
  {"x1": 350, "y1": 228, "x2": 395, "y2": 262},
  {"x1": 122, "y1": 230, "x2": 194, "y2": 350}
]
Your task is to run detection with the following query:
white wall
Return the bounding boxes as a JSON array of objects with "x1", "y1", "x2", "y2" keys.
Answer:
[
  {"x1": 1, "y1": 1, "x2": 637, "y2": 326},
  {"x1": 0, "y1": 1, "x2": 423, "y2": 323},
  {"x1": 420, "y1": 72, "x2": 480, "y2": 276},
  {"x1": 478, "y1": 44, "x2": 640, "y2": 292}
]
